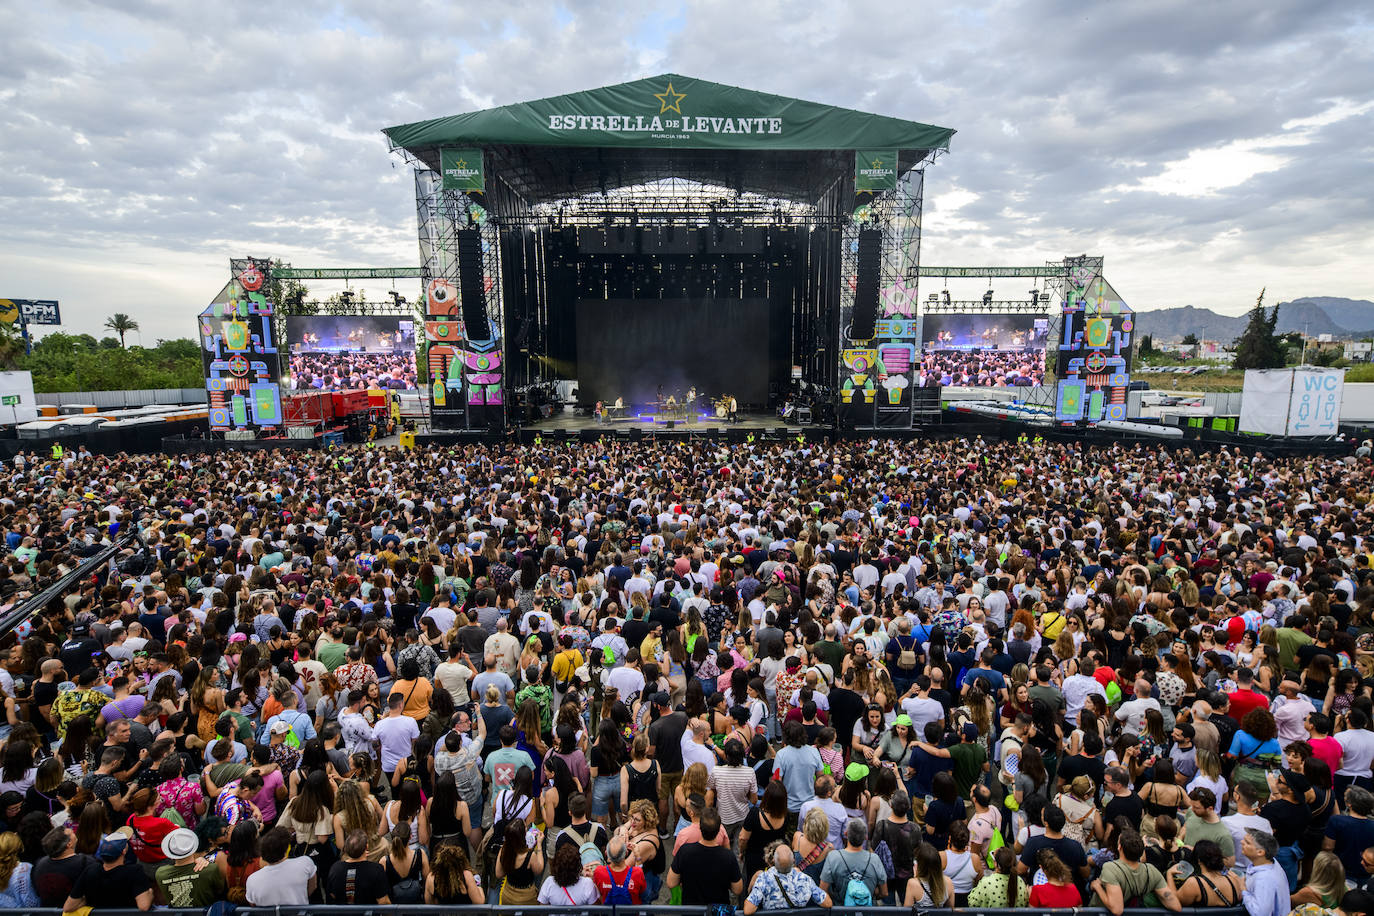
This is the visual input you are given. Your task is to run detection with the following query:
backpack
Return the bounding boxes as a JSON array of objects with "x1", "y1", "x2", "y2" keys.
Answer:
[
  {"x1": 840, "y1": 851, "x2": 874, "y2": 907},
  {"x1": 896, "y1": 636, "x2": 918, "y2": 670},
  {"x1": 389, "y1": 863, "x2": 424, "y2": 904},
  {"x1": 485, "y1": 794, "x2": 521, "y2": 864},
  {"x1": 872, "y1": 838, "x2": 895, "y2": 882},
  {"x1": 603, "y1": 866, "x2": 636, "y2": 905}
]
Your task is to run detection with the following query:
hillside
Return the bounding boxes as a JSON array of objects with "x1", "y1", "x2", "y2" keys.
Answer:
[{"x1": 1131, "y1": 297, "x2": 1374, "y2": 342}]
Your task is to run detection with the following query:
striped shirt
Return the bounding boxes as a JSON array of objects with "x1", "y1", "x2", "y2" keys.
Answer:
[{"x1": 709, "y1": 764, "x2": 758, "y2": 825}]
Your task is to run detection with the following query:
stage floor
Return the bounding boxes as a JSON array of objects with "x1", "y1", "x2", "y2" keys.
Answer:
[{"x1": 522, "y1": 409, "x2": 807, "y2": 432}]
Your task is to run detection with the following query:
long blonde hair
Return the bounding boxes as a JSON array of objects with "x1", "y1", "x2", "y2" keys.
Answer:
[
  {"x1": 1307, "y1": 851, "x2": 1345, "y2": 903},
  {"x1": 0, "y1": 833, "x2": 20, "y2": 889},
  {"x1": 335, "y1": 779, "x2": 377, "y2": 835},
  {"x1": 681, "y1": 762, "x2": 709, "y2": 799}
]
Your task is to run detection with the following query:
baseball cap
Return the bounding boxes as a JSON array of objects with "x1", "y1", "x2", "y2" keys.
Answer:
[
  {"x1": 95, "y1": 832, "x2": 128, "y2": 862},
  {"x1": 269, "y1": 720, "x2": 292, "y2": 735},
  {"x1": 161, "y1": 827, "x2": 199, "y2": 859},
  {"x1": 652, "y1": 692, "x2": 671, "y2": 707},
  {"x1": 894, "y1": 714, "x2": 913, "y2": 728},
  {"x1": 844, "y1": 762, "x2": 870, "y2": 782},
  {"x1": 962, "y1": 722, "x2": 979, "y2": 739}
]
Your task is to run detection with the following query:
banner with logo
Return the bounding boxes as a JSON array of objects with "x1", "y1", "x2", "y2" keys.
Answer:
[
  {"x1": 855, "y1": 151, "x2": 898, "y2": 192},
  {"x1": 440, "y1": 149, "x2": 485, "y2": 192},
  {"x1": 386, "y1": 75, "x2": 955, "y2": 153},
  {"x1": 0, "y1": 299, "x2": 61, "y2": 325}
]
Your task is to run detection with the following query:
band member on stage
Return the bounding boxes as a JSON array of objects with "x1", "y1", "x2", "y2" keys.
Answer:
[
  {"x1": 727, "y1": 394, "x2": 738, "y2": 423},
  {"x1": 594, "y1": 400, "x2": 604, "y2": 424}
]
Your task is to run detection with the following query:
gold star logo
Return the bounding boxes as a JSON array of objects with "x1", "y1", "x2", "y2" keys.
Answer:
[
  {"x1": 454, "y1": 158, "x2": 468, "y2": 170},
  {"x1": 871, "y1": 158, "x2": 884, "y2": 168},
  {"x1": 654, "y1": 82, "x2": 686, "y2": 114}
]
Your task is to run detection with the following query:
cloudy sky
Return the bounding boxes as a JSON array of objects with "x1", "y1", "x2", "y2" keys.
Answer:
[{"x1": 1, "y1": 0, "x2": 1371, "y2": 340}]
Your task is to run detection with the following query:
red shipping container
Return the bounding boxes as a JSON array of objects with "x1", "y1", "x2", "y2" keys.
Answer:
[{"x1": 331, "y1": 389, "x2": 370, "y2": 417}]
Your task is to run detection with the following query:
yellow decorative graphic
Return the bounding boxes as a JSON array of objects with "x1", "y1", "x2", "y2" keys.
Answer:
[{"x1": 654, "y1": 82, "x2": 686, "y2": 114}]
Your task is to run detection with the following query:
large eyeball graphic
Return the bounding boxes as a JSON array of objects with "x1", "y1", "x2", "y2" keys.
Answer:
[
  {"x1": 427, "y1": 278, "x2": 457, "y2": 314},
  {"x1": 240, "y1": 266, "x2": 264, "y2": 291}
]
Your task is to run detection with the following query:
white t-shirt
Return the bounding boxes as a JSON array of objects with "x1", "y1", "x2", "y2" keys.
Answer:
[
  {"x1": 434, "y1": 661, "x2": 474, "y2": 706},
  {"x1": 538, "y1": 875, "x2": 599, "y2": 905},
  {"x1": 373, "y1": 714, "x2": 420, "y2": 772},
  {"x1": 423, "y1": 606, "x2": 457, "y2": 633},
  {"x1": 1336, "y1": 728, "x2": 1374, "y2": 776},
  {"x1": 245, "y1": 856, "x2": 316, "y2": 905},
  {"x1": 900, "y1": 696, "x2": 945, "y2": 736}
]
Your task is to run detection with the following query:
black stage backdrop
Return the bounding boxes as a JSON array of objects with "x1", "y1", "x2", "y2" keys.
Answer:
[{"x1": 576, "y1": 298, "x2": 769, "y2": 406}]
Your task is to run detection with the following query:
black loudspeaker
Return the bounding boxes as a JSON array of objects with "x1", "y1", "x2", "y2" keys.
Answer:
[
  {"x1": 849, "y1": 228, "x2": 882, "y2": 339},
  {"x1": 457, "y1": 228, "x2": 487, "y2": 339}
]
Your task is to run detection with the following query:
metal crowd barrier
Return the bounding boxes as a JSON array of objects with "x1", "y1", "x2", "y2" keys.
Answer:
[{"x1": 0, "y1": 906, "x2": 1250, "y2": 916}]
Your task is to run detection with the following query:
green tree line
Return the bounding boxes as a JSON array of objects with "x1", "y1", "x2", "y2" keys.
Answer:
[{"x1": 10, "y1": 331, "x2": 203, "y2": 392}]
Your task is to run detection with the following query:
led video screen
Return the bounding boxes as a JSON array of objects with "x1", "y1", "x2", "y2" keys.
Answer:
[
  {"x1": 286, "y1": 316, "x2": 418, "y2": 391},
  {"x1": 576, "y1": 298, "x2": 769, "y2": 406},
  {"x1": 918, "y1": 313, "x2": 1048, "y2": 387}
]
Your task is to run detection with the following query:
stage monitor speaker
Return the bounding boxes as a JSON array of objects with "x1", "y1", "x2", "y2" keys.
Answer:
[
  {"x1": 664, "y1": 420, "x2": 676, "y2": 429},
  {"x1": 849, "y1": 228, "x2": 882, "y2": 340},
  {"x1": 457, "y1": 228, "x2": 488, "y2": 339}
]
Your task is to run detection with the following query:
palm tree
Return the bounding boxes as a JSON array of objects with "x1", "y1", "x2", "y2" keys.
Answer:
[{"x1": 104, "y1": 313, "x2": 140, "y2": 348}]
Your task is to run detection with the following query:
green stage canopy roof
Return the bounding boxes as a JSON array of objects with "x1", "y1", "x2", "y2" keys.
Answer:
[
  {"x1": 384, "y1": 75, "x2": 954, "y2": 204},
  {"x1": 384, "y1": 74, "x2": 954, "y2": 154}
]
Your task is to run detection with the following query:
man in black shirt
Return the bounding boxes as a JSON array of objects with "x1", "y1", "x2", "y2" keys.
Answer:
[
  {"x1": 1056, "y1": 732, "x2": 1106, "y2": 802},
  {"x1": 58, "y1": 618, "x2": 101, "y2": 675},
  {"x1": 1018, "y1": 805, "x2": 1090, "y2": 884},
  {"x1": 827, "y1": 670, "x2": 866, "y2": 753},
  {"x1": 65, "y1": 833, "x2": 152, "y2": 912},
  {"x1": 646, "y1": 694, "x2": 689, "y2": 827},
  {"x1": 1096, "y1": 766, "x2": 1144, "y2": 839},
  {"x1": 327, "y1": 830, "x2": 392, "y2": 904},
  {"x1": 32, "y1": 826, "x2": 92, "y2": 908},
  {"x1": 666, "y1": 807, "x2": 742, "y2": 904},
  {"x1": 555, "y1": 793, "x2": 608, "y2": 857}
]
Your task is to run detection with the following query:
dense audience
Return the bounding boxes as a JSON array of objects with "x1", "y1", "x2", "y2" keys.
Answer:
[
  {"x1": 289, "y1": 352, "x2": 418, "y2": 392},
  {"x1": 0, "y1": 436, "x2": 1371, "y2": 914},
  {"x1": 918, "y1": 350, "x2": 1045, "y2": 388}
]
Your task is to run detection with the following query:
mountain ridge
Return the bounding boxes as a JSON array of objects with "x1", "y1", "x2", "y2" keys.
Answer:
[{"x1": 1131, "y1": 297, "x2": 1374, "y2": 342}]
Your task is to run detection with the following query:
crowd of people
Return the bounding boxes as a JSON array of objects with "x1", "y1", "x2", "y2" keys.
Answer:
[
  {"x1": 0, "y1": 435, "x2": 1370, "y2": 914},
  {"x1": 917, "y1": 350, "x2": 1046, "y2": 388},
  {"x1": 288, "y1": 352, "x2": 419, "y2": 392}
]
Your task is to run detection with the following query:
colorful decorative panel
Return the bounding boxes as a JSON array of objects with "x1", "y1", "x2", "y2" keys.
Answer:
[
  {"x1": 200, "y1": 258, "x2": 282, "y2": 432},
  {"x1": 1054, "y1": 265, "x2": 1132, "y2": 424}
]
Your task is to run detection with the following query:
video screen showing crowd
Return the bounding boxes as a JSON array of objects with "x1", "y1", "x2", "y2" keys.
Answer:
[
  {"x1": 919, "y1": 314, "x2": 1049, "y2": 388},
  {"x1": 286, "y1": 317, "x2": 419, "y2": 391}
]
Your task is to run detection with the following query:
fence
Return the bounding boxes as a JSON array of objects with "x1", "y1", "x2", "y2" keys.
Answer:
[{"x1": 33, "y1": 387, "x2": 204, "y2": 408}]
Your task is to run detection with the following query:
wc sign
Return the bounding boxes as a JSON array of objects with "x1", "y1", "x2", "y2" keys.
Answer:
[{"x1": 1288, "y1": 367, "x2": 1343, "y2": 436}]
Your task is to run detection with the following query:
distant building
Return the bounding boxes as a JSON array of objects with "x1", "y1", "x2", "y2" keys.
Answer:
[{"x1": 1345, "y1": 341, "x2": 1373, "y2": 362}]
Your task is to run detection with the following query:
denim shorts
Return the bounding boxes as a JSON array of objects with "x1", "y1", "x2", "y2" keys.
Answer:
[{"x1": 591, "y1": 773, "x2": 620, "y2": 818}]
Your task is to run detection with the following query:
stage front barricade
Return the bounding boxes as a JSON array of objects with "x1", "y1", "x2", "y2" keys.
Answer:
[{"x1": 7, "y1": 905, "x2": 1248, "y2": 916}]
